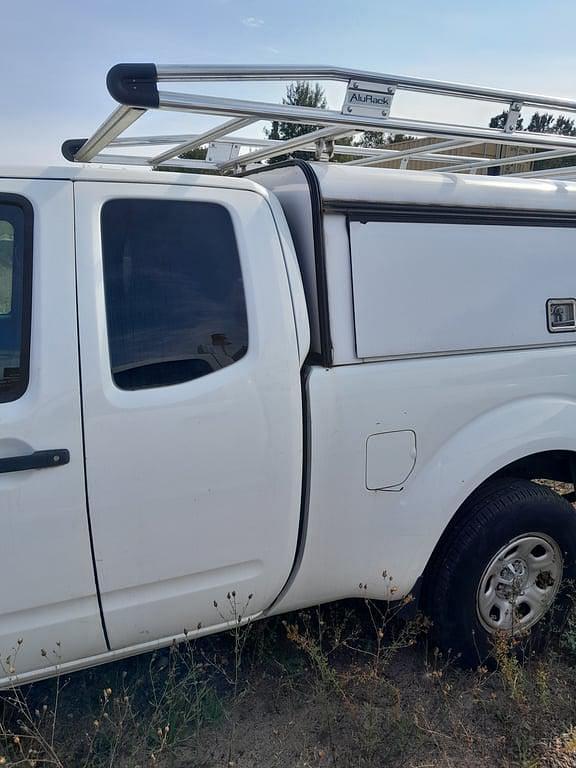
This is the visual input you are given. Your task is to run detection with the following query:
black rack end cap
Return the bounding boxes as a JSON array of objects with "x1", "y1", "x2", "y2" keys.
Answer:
[
  {"x1": 62, "y1": 139, "x2": 88, "y2": 162},
  {"x1": 106, "y1": 63, "x2": 159, "y2": 109}
]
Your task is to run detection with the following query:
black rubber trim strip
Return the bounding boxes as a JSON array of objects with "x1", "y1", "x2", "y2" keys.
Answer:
[
  {"x1": 71, "y1": 183, "x2": 111, "y2": 651},
  {"x1": 243, "y1": 159, "x2": 333, "y2": 367},
  {"x1": 106, "y1": 63, "x2": 159, "y2": 108},
  {"x1": 0, "y1": 194, "x2": 33, "y2": 403},
  {"x1": 264, "y1": 365, "x2": 313, "y2": 614},
  {"x1": 323, "y1": 200, "x2": 576, "y2": 227},
  {"x1": 0, "y1": 449, "x2": 70, "y2": 473},
  {"x1": 296, "y1": 161, "x2": 333, "y2": 367}
]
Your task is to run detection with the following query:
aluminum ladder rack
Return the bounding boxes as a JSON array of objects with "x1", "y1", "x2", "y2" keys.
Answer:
[{"x1": 62, "y1": 63, "x2": 576, "y2": 179}]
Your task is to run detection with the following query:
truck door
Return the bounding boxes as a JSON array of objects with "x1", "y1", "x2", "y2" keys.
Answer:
[
  {"x1": 74, "y1": 182, "x2": 303, "y2": 650},
  {"x1": 0, "y1": 180, "x2": 107, "y2": 678}
]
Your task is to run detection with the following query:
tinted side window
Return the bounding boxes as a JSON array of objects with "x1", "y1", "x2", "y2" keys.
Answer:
[
  {"x1": 0, "y1": 197, "x2": 32, "y2": 402},
  {"x1": 101, "y1": 199, "x2": 248, "y2": 391}
]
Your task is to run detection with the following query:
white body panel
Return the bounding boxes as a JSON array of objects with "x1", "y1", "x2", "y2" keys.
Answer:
[
  {"x1": 248, "y1": 165, "x2": 323, "y2": 356},
  {"x1": 323, "y1": 215, "x2": 357, "y2": 364},
  {"x1": 0, "y1": 180, "x2": 105, "y2": 677},
  {"x1": 74, "y1": 182, "x2": 303, "y2": 649},
  {"x1": 350, "y1": 221, "x2": 576, "y2": 359},
  {"x1": 274, "y1": 346, "x2": 576, "y2": 613}
]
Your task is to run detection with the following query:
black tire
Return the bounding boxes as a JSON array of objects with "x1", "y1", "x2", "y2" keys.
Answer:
[{"x1": 422, "y1": 477, "x2": 576, "y2": 666}]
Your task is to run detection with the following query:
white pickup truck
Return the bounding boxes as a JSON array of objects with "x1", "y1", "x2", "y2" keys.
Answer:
[{"x1": 3, "y1": 63, "x2": 576, "y2": 684}]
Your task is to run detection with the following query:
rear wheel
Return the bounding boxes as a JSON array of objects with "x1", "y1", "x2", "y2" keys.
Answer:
[{"x1": 423, "y1": 478, "x2": 576, "y2": 665}]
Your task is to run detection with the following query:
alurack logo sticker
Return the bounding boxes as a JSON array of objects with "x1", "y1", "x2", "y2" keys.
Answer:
[{"x1": 349, "y1": 93, "x2": 389, "y2": 105}]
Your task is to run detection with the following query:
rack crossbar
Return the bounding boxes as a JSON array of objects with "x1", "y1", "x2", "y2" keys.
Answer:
[
  {"x1": 431, "y1": 147, "x2": 576, "y2": 174},
  {"x1": 345, "y1": 138, "x2": 480, "y2": 167},
  {"x1": 74, "y1": 105, "x2": 145, "y2": 162},
  {"x1": 509, "y1": 165, "x2": 576, "y2": 179},
  {"x1": 107, "y1": 133, "x2": 481, "y2": 164},
  {"x1": 150, "y1": 117, "x2": 255, "y2": 165}
]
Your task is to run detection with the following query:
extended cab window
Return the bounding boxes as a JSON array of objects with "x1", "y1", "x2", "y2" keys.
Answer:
[
  {"x1": 101, "y1": 199, "x2": 248, "y2": 391},
  {"x1": 0, "y1": 198, "x2": 32, "y2": 402}
]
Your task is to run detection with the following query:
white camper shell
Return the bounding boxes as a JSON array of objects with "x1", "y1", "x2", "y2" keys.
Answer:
[{"x1": 251, "y1": 162, "x2": 576, "y2": 364}]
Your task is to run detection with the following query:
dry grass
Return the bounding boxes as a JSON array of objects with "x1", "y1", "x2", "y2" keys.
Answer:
[{"x1": 1, "y1": 591, "x2": 576, "y2": 767}]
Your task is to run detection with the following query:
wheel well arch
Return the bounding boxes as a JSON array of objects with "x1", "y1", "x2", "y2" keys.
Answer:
[
  {"x1": 419, "y1": 449, "x2": 576, "y2": 607},
  {"x1": 491, "y1": 449, "x2": 576, "y2": 485}
]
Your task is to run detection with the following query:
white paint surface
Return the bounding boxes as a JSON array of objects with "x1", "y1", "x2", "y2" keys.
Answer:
[
  {"x1": 350, "y1": 220, "x2": 576, "y2": 358},
  {"x1": 0, "y1": 180, "x2": 106, "y2": 677}
]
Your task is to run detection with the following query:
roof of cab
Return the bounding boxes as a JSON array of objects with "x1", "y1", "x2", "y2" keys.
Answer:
[{"x1": 0, "y1": 164, "x2": 264, "y2": 192}]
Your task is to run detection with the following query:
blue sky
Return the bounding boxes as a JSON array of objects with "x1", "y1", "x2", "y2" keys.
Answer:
[{"x1": 2, "y1": 0, "x2": 576, "y2": 165}]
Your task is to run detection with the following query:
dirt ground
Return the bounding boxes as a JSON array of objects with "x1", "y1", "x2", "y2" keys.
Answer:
[
  {"x1": 3, "y1": 596, "x2": 576, "y2": 767},
  {"x1": 163, "y1": 603, "x2": 576, "y2": 768},
  {"x1": 179, "y1": 648, "x2": 576, "y2": 767}
]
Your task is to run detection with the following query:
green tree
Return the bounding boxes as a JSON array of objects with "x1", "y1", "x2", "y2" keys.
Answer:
[
  {"x1": 489, "y1": 110, "x2": 525, "y2": 131},
  {"x1": 266, "y1": 81, "x2": 328, "y2": 162},
  {"x1": 266, "y1": 81, "x2": 327, "y2": 142},
  {"x1": 357, "y1": 131, "x2": 412, "y2": 148},
  {"x1": 179, "y1": 146, "x2": 208, "y2": 161},
  {"x1": 489, "y1": 110, "x2": 576, "y2": 171},
  {"x1": 178, "y1": 145, "x2": 216, "y2": 173}
]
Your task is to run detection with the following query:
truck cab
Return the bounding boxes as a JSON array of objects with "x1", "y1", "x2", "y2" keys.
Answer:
[{"x1": 0, "y1": 167, "x2": 307, "y2": 681}]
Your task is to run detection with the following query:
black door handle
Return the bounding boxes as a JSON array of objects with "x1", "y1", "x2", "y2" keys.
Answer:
[{"x1": 0, "y1": 449, "x2": 70, "y2": 474}]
